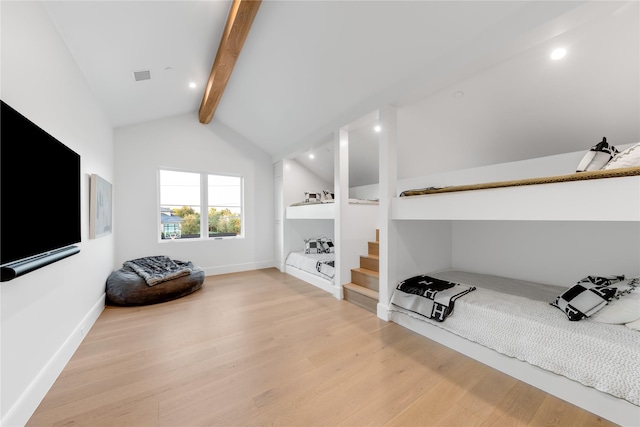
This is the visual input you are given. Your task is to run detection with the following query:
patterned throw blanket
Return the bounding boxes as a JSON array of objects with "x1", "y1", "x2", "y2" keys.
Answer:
[
  {"x1": 316, "y1": 260, "x2": 335, "y2": 279},
  {"x1": 391, "y1": 275, "x2": 475, "y2": 321},
  {"x1": 124, "y1": 256, "x2": 191, "y2": 286}
]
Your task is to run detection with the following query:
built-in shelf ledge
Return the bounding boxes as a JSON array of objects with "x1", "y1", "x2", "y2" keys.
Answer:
[{"x1": 1, "y1": 246, "x2": 80, "y2": 282}]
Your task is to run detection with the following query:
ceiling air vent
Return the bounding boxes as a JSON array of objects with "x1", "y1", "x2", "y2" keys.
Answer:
[{"x1": 133, "y1": 70, "x2": 151, "y2": 82}]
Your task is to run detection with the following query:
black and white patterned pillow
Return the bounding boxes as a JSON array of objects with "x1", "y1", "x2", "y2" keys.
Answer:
[
  {"x1": 575, "y1": 137, "x2": 619, "y2": 172},
  {"x1": 551, "y1": 275, "x2": 624, "y2": 321},
  {"x1": 322, "y1": 190, "x2": 334, "y2": 201},
  {"x1": 304, "y1": 192, "x2": 322, "y2": 203},
  {"x1": 304, "y1": 238, "x2": 322, "y2": 254},
  {"x1": 318, "y1": 237, "x2": 335, "y2": 253}
]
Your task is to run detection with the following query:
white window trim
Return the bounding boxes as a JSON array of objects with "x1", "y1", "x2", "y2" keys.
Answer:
[{"x1": 158, "y1": 167, "x2": 244, "y2": 243}]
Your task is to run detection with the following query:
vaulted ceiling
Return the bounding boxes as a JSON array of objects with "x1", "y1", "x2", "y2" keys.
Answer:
[{"x1": 43, "y1": 1, "x2": 638, "y2": 183}]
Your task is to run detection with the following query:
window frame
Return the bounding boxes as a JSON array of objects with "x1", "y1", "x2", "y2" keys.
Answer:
[{"x1": 158, "y1": 167, "x2": 244, "y2": 242}]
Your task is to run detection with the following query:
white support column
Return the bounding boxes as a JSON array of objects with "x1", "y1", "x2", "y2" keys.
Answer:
[
  {"x1": 333, "y1": 128, "x2": 349, "y2": 299},
  {"x1": 273, "y1": 160, "x2": 285, "y2": 271},
  {"x1": 377, "y1": 105, "x2": 398, "y2": 320}
]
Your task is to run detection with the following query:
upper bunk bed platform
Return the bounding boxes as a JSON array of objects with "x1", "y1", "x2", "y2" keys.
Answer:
[
  {"x1": 286, "y1": 202, "x2": 335, "y2": 219},
  {"x1": 392, "y1": 166, "x2": 640, "y2": 222},
  {"x1": 286, "y1": 199, "x2": 379, "y2": 220}
]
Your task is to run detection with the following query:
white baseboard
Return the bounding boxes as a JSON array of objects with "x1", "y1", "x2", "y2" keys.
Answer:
[
  {"x1": 202, "y1": 260, "x2": 276, "y2": 276},
  {"x1": 377, "y1": 302, "x2": 390, "y2": 321},
  {"x1": 2, "y1": 294, "x2": 105, "y2": 427}
]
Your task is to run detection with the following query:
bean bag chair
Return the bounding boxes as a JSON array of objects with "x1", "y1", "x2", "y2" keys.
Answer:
[{"x1": 106, "y1": 259, "x2": 204, "y2": 306}]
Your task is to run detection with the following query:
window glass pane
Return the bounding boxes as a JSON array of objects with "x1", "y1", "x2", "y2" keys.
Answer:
[
  {"x1": 208, "y1": 175, "x2": 241, "y2": 207},
  {"x1": 160, "y1": 170, "x2": 201, "y2": 239},
  {"x1": 208, "y1": 175, "x2": 242, "y2": 237},
  {"x1": 160, "y1": 170, "x2": 200, "y2": 206}
]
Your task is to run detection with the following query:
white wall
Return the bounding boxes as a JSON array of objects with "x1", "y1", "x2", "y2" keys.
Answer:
[
  {"x1": 396, "y1": 142, "x2": 637, "y2": 195},
  {"x1": 282, "y1": 158, "x2": 332, "y2": 207},
  {"x1": 451, "y1": 221, "x2": 640, "y2": 286},
  {"x1": 396, "y1": 3, "x2": 639, "y2": 179},
  {"x1": 0, "y1": 2, "x2": 114, "y2": 425},
  {"x1": 349, "y1": 183, "x2": 379, "y2": 200},
  {"x1": 114, "y1": 115, "x2": 274, "y2": 275}
]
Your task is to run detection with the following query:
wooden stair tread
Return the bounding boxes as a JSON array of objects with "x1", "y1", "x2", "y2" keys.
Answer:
[
  {"x1": 343, "y1": 282, "x2": 379, "y2": 300},
  {"x1": 351, "y1": 267, "x2": 379, "y2": 278},
  {"x1": 362, "y1": 254, "x2": 379, "y2": 260}
]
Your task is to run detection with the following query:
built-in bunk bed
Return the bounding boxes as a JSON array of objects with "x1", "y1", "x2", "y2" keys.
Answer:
[
  {"x1": 385, "y1": 143, "x2": 640, "y2": 426},
  {"x1": 285, "y1": 196, "x2": 337, "y2": 296},
  {"x1": 284, "y1": 193, "x2": 379, "y2": 297}
]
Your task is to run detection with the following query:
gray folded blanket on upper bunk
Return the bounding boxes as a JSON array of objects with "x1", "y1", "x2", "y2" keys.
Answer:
[
  {"x1": 123, "y1": 255, "x2": 192, "y2": 286},
  {"x1": 391, "y1": 275, "x2": 475, "y2": 321}
]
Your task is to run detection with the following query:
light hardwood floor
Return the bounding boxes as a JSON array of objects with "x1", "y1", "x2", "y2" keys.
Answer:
[{"x1": 27, "y1": 268, "x2": 616, "y2": 426}]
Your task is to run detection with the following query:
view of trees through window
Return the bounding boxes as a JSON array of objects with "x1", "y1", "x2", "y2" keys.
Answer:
[{"x1": 159, "y1": 170, "x2": 242, "y2": 240}]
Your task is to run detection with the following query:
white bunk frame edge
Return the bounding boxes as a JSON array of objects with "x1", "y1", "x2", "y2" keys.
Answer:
[
  {"x1": 285, "y1": 264, "x2": 342, "y2": 299},
  {"x1": 387, "y1": 309, "x2": 639, "y2": 426},
  {"x1": 391, "y1": 175, "x2": 640, "y2": 222},
  {"x1": 285, "y1": 203, "x2": 335, "y2": 220}
]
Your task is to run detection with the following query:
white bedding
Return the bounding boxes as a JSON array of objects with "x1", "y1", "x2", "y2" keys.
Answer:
[
  {"x1": 285, "y1": 251, "x2": 335, "y2": 281},
  {"x1": 390, "y1": 270, "x2": 640, "y2": 406}
]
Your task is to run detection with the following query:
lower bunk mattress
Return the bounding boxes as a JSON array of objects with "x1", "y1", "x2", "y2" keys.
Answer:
[
  {"x1": 389, "y1": 269, "x2": 640, "y2": 407},
  {"x1": 285, "y1": 251, "x2": 335, "y2": 281}
]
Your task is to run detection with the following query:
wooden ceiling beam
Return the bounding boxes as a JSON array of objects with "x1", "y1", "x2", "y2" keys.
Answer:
[{"x1": 198, "y1": 0, "x2": 262, "y2": 124}]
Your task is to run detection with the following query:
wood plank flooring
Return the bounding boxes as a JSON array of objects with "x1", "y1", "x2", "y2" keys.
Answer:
[{"x1": 27, "y1": 268, "x2": 616, "y2": 426}]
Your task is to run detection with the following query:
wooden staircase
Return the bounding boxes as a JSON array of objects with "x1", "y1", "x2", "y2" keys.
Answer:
[{"x1": 343, "y1": 229, "x2": 379, "y2": 313}]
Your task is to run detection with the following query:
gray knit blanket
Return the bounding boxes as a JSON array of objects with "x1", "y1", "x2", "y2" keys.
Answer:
[{"x1": 123, "y1": 256, "x2": 191, "y2": 286}]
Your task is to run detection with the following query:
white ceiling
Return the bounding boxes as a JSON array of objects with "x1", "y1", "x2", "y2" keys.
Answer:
[
  {"x1": 42, "y1": 1, "x2": 232, "y2": 127},
  {"x1": 42, "y1": 1, "x2": 638, "y2": 186}
]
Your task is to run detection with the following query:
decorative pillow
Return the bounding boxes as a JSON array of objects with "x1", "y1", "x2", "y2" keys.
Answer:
[
  {"x1": 551, "y1": 275, "x2": 623, "y2": 321},
  {"x1": 304, "y1": 192, "x2": 322, "y2": 203},
  {"x1": 322, "y1": 190, "x2": 334, "y2": 201},
  {"x1": 304, "y1": 238, "x2": 322, "y2": 254},
  {"x1": 318, "y1": 237, "x2": 335, "y2": 253},
  {"x1": 603, "y1": 142, "x2": 640, "y2": 170},
  {"x1": 575, "y1": 137, "x2": 618, "y2": 172},
  {"x1": 590, "y1": 277, "x2": 640, "y2": 324}
]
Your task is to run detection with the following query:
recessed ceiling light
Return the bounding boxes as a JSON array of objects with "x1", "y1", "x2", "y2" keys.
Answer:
[
  {"x1": 374, "y1": 125, "x2": 381, "y2": 133},
  {"x1": 550, "y1": 48, "x2": 567, "y2": 60},
  {"x1": 453, "y1": 90, "x2": 464, "y2": 99},
  {"x1": 189, "y1": 82, "x2": 197, "y2": 89},
  {"x1": 309, "y1": 153, "x2": 315, "y2": 159}
]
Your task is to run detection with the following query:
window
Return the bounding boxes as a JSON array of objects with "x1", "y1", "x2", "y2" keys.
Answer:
[
  {"x1": 159, "y1": 169, "x2": 242, "y2": 241},
  {"x1": 208, "y1": 174, "x2": 242, "y2": 237}
]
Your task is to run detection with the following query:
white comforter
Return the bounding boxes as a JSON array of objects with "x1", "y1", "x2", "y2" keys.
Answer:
[
  {"x1": 390, "y1": 270, "x2": 640, "y2": 406},
  {"x1": 285, "y1": 251, "x2": 335, "y2": 280}
]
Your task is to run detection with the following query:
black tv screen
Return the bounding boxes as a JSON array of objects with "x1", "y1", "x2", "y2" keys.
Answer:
[{"x1": 1, "y1": 100, "x2": 81, "y2": 268}]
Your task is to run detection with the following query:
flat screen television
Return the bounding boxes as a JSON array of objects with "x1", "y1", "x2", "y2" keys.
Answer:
[{"x1": 1, "y1": 100, "x2": 81, "y2": 281}]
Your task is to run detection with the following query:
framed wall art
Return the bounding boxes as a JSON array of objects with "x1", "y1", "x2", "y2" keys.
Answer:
[{"x1": 90, "y1": 174, "x2": 112, "y2": 238}]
